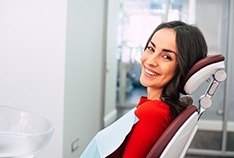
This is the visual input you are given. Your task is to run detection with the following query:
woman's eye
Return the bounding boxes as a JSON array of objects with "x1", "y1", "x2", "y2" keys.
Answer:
[
  {"x1": 163, "y1": 55, "x2": 172, "y2": 60},
  {"x1": 147, "y1": 46, "x2": 154, "y2": 52}
]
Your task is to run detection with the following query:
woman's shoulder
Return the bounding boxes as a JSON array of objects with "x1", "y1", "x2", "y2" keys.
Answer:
[{"x1": 135, "y1": 98, "x2": 171, "y2": 120}]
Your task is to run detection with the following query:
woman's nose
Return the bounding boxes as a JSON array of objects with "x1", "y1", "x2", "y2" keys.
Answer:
[{"x1": 146, "y1": 53, "x2": 158, "y2": 67}]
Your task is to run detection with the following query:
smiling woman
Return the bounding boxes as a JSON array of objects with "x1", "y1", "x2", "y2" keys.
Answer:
[
  {"x1": 140, "y1": 28, "x2": 178, "y2": 100},
  {"x1": 81, "y1": 20, "x2": 208, "y2": 158}
]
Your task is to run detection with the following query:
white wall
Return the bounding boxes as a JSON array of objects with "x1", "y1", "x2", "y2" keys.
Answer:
[
  {"x1": 0, "y1": 0, "x2": 106, "y2": 158},
  {"x1": 0, "y1": 0, "x2": 66, "y2": 158},
  {"x1": 63, "y1": 0, "x2": 106, "y2": 157}
]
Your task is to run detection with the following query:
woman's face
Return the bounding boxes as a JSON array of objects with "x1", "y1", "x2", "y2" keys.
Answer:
[{"x1": 140, "y1": 28, "x2": 178, "y2": 97}]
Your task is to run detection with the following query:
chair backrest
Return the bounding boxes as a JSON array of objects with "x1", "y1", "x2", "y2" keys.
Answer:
[
  {"x1": 146, "y1": 54, "x2": 227, "y2": 158},
  {"x1": 146, "y1": 105, "x2": 198, "y2": 158}
]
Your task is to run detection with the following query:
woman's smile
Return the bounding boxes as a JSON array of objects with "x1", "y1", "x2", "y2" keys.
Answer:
[{"x1": 144, "y1": 67, "x2": 160, "y2": 77}]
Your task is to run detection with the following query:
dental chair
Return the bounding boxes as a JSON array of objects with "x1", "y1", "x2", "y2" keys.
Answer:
[{"x1": 146, "y1": 54, "x2": 227, "y2": 158}]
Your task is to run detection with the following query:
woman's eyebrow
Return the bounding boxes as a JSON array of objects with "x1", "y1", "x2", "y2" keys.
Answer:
[
  {"x1": 163, "y1": 49, "x2": 177, "y2": 55},
  {"x1": 149, "y1": 41, "x2": 156, "y2": 48}
]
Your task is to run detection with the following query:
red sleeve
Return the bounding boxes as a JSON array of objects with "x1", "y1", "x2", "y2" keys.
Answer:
[{"x1": 122, "y1": 100, "x2": 172, "y2": 158}]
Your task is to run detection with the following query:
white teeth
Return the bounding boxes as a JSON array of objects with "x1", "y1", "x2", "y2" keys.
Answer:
[{"x1": 145, "y1": 68, "x2": 157, "y2": 76}]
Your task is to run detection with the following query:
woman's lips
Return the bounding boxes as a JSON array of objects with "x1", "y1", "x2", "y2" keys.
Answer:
[{"x1": 144, "y1": 68, "x2": 160, "y2": 76}]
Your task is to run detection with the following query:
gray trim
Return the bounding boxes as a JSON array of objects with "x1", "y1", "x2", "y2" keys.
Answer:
[
  {"x1": 188, "y1": 148, "x2": 234, "y2": 157},
  {"x1": 100, "y1": 0, "x2": 109, "y2": 129}
]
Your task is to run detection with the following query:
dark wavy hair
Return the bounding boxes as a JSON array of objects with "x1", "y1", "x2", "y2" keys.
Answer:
[{"x1": 144, "y1": 21, "x2": 208, "y2": 119}]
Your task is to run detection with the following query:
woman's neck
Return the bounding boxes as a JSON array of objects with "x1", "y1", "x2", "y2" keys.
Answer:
[{"x1": 147, "y1": 87, "x2": 163, "y2": 100}]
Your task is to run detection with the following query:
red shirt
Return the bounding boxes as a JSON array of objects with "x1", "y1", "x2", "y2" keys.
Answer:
[{"x1": 108, "y1": 96, "x2": 172, "y2": 158}]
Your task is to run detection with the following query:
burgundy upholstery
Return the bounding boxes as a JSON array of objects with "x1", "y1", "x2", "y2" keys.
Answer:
[{"x1": 146, "y1": 105, "x2": 197, "y2": 158}]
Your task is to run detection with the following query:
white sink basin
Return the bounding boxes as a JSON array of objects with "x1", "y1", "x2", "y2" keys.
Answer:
[{"x1": 0, "y1": 105, "x2": 54, "y2": 158}]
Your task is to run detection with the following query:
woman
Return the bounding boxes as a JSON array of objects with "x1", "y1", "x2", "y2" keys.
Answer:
[{"x1": 81, "y1": 21, "x2": 207, "y2": 158}]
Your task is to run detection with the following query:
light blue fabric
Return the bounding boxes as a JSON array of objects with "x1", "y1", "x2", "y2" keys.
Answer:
[{"x1": 80, "y1": 108, "x2": 138, "y2": 158}]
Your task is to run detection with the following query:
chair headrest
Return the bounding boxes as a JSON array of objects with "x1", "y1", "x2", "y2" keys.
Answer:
[{"x1": 180, "y1": 54, "x2": 225, "y2": 95}]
